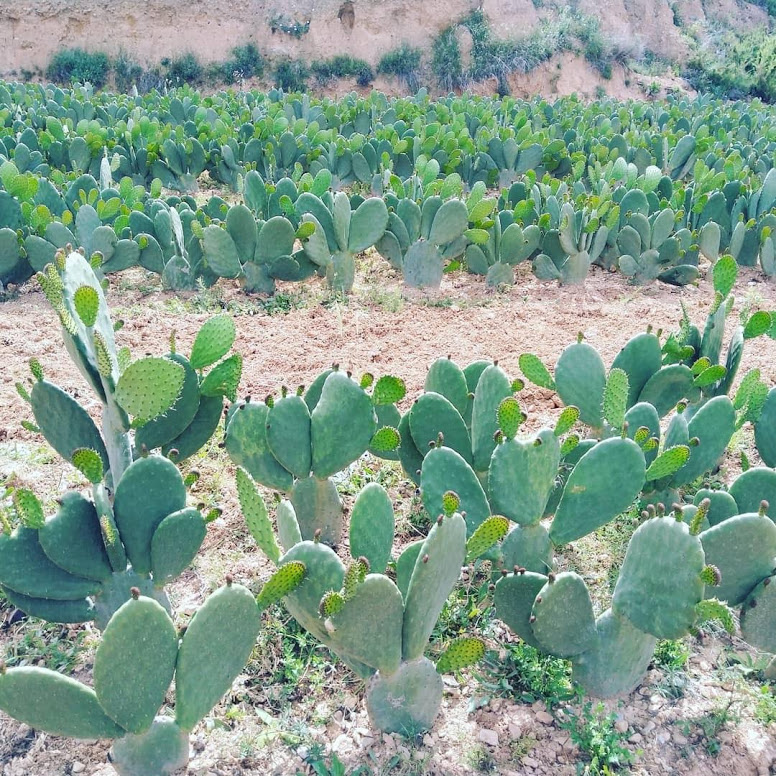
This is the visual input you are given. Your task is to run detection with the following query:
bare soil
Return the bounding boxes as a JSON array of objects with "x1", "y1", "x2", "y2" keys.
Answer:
[{"x1": 1, "y1": 256, "x2": 776, "y2": 775}]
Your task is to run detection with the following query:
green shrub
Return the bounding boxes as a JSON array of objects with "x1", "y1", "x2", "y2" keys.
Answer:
[
  {"x1": 432, "y1": 27, "x2": 464, "y2": 91},
  {"x1": 377, "y1": 44, "x2": 423, "y2": 92},
  {"x1": 274, "y1": 59, "x2": 309, "y2": 92},
  {"x1": 311, "y1": 55, "x2": 374, "y2": 87},
  {"x1": 220, "y1": 43, "x2": 265, "y2": 84},
  {"x1": 46, "y1": 48, "x2": 109, "y2": 88},
  {"x1": 114, "y1": 49, "x2": 142, "y2": 93},
  {"x1": 165, "y1": 52, "x2": 203, "y2": 85}
]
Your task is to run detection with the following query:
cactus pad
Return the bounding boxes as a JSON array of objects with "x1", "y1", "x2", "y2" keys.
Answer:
[
  {"x1": 500, "y1": 522, "x2": 553, "y2": 575},
  {"x1": 410, "y1": 392, "x2": 472, "y2": 463},
  {"x1": 518, "y1": 353, "x2": 555, "y2": 390},
  {"x1": 493, "y1": 571, "x2": 547, "y2": 647},
  {"x1": 740, "y1": 575, "x2": 776, "y2": 653},
  {"x1": 466, "y1": 516, "x2": 510, "y2": 562},
  {"x1": 349, "y1": 483, "x2": 395, "y2": 574},
  {"x1": 189, "y1": 315, "x2": 236, "y2": 370},
  {"x1": 150, "y1": 507, "x2": 207, "y2": 585},
  {"x1": 235, "y1": 467, "x2": 281, "y2": 563},
  {"x1": 110, "y1": 716, "x2": 189, "y2": 776},
  {"x1": 729, "y1": 468, "x2": 776, "y2": 517},
  {"x1": 554, "y1": 342, "x2": 606, "y2": 428},
  {"x1": 115, "y1": 357, "x2": 185, "y2": 425},
  {"x1": 471, "y1": 364, "x2": 512, "y2": 472},
  {"x1": 266, "y1": 395, "x2": 312, "y2": 479},
  {"x1": 257, "y1": 562, "x2": 307, "y2": 610},
  {"x1": 436, "y1": 637, "x2": 486, "y2": 674}
]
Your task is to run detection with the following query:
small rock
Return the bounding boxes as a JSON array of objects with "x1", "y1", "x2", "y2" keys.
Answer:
[
  {"x1": 642, "y1": 721, "x2": 656, "y2": 734},
  {"x1": 629, "y1": 733, "x2": 643, "y2": 744},
  {"x1": 614, "y1": 719, "x2": 628, "y2": 734},
  {"x1": 673, "y1": 732, "x2": 688, "y2": 746},
  {"x1": 72, "y1": 764, "x2": 85, "y2": 774},
  {"x1": 656, "y1": 730, "x2": 670, "y2": 745},
  {"x1": 478, "y1": 728, "x2": 499, "y2": 747},
  {"x1": 342, "y1": 694, "x2": 358, "y2": 710},
  {"x1": 508, "y1": 722, "x2": 523, "y2": 740},
  {"x1": 422, "y1": 734, "x2": 434, "y2": 747},
  {"x1": 522, "y1": 755, "x2": 539, "y2": 767},
  {"x1": 535, "y1": 710, "x2": 554, "y2": 725}
]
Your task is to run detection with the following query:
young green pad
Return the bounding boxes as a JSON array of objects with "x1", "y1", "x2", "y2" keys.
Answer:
[
  {"x1": 349, "y1": 483, "x2": 394, "y2": 574},
  {"x1": 257, "y1": 562, "x2": 306, "y2": 610},
  {"x1": 150, "y1": 507, "x2": 206, "y2": 585},
  {"x1": 235, "y1": 467, "x2": 281, "y2": 563},
  {"x1": 424, "y1": 357, "x2": 470, "y2": 417},
  {"x1": 674, "y1": 396, "x2": 735, "y2": 485},
  {"x1": 613, "y1": 519, "x2": 705, "y2": 639},
  {"x1": 94, "y1": 595, "x2": 179, "y2": 734},
  {"x1": 224, "y1": 402, "x2": 294, "y2": 492},
  {"x1": 550, "y1": 437, "x2": 646, "y2": 545},
  {"x1": 290, "y1": 475, "x2": 342, "y2": 545},
  {"x1": 740, "y1": 575, "x2": 776, "y2": 653},
  {"x1": 637, "y1": 364, "x2": 698, "y2": 418},
  {"x1": 402, "y1": 513, "x2": 467, "y2": 661},
  {"x1": 113, "y1": 455, "x2": 187, "y2": 576},
  {"x1": 189, "y1": 315, "x2": 236, "y2": 370},
  {"x1": 38, "y1": 491, "x2": 113, "y2": 583},
  {"x1": 554, "y1": 342, "x2": 606, "y2": 428},
  {"x1": 0, "y1": 526, "x2": 100, "y2": 600},
  {"x1": 610, "y1": 332, "x2": 662, "y2": 408},
  {"x1": 110, "y1": 716, "x2": 189, "y2": 776},
  {"x1": 409, "y1": 392, "x2": 472, "y2": 463},
  {"x1": 328, "y1": 575, "x2": 404, "y2": 674},
  {"x1": 266, "y1": 394, "x2": 312, "y2": 478},
  {"x1": 531, "y1": 571, "x2": 597, "y2": 657},
  {"x1": 420, "y1": 446, "x2": 490, "y2": 535},
  {"x1": 471, "y1": 364, "x2": 512, "y2": 472},
  {"x1": 489, "y1": 429, "x2": 560, "y2": 526},
  {"x1": 729, "y1": 467, "x2": 776, "y2": 517},
  {"x1": 115, "y1": 357, "x2": 185, "y2": 425},
  {"x1": 693, "y1": 489, "x2": 738, "y2": 527},
  {"x1": 276, "y1": 499, "x2": 302, "y2": 553},
  {"x1": 572, "y1": 609, "x2": 657, "y2": 698},
  {"x1": 700, "y1": 513, "x2": 776, "y2": 605},
  {"x1": 175, "y1": 582, "x2": 260, "y2": 731},
  {"x1": 311, "y1": 372, "x2": 376, "y2": 479},
  {"x1": 436, "y1": 637, "x2": 485, "y2": 674},
  {"x1": 493, "y1": 571, "x2": 547, "y2": 648},
  {"x1": 499, "y1": 523, "x2": 553, "y2": 575},
  {"x1": 0, "y1": 667, "x2": 124, "y2": 739}
]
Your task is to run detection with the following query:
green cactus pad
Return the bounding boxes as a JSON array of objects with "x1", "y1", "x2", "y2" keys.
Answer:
[
  {"x1": 115, "y1": 357, "x2": 185, "y2": 425},
  {"x1": 700, "y1": 513, "x2": 776, "y2": 605},
  {"x1": 348, "y1": 197, "x2": 389, "y2": 253},
  {"x1": 235, "y1": 467, "x2": 281, "y2": 563},
  {"x1": 610, "y1": 332, "x2": 662, "y2": 408},
  {"x1": 500, "y1": 523, "x2": 553, "y2": 575},
  {"x1": 471, "y1": 364, "x2": 513, "y2": 472},
  {"x1": 740, "y1": 575, "x2": 776, "y2": 653},
  {"x1": 199, "y1": 353, "x2": 243, "y2": 402},
  {"x1": 602, "y1": 368, "x2": 629, "y2": 429},
  {"x1": 554, "y1": 406, "x2": 580, "y2": 437},
  {"x1": 276, "y1": 499, "x2": 303, "y2": 552},
  {"x1": 497, "y1": 397, "x2": 523, "y2": 439},
  {"x1": 613, "y1": 518, "x2": 705, "y2": 639},
  {"x1": 572, "y1": 609, "x2": 657, "y2": 698},
  {"x1": 550, "y1": 437, "x2": 646, "y2": 545},
  {"x1": 623, "y1": 402, "x2": 660, "y2": 466},
  {"x1": 729, "y1": 467, "x2": 776, "y2": 517},
  {"x1": 637, "y1": 365, "x2": 698, "y2": 418},
  {"x1": 110, "y1": 716, "x2": 189, "y2": 776},
  {"x1": 311, "y1": 372, "x2": 376, "y2": 479},
  {"x1": 12, "y1": 488, "x2": 44, "y2": 529},
  {"x1": 0, "y1": 526, "x2": 100, "y2": 600},
  {"x1": 555, "y1": 342, "x2": 606, "y2": 428},
  {"x1": 693, "y1": 489, "x2": 738, "y2": 527},
  {"x1": 328, "y1": 574, "x2": 404, "y2": 674},
  {"x1": 349, "y1": 483, "x2": 395, "y2": 574},
  {"x1": 674, "y1": 396, "x2": 735, "y2": 486},
  {"x1": 0, "y1": 667, "x2": 124, "y2": 739},
  {"x1": 70, "y1": 448, "x2": 104, "y2": 484},
  {"x1": 290, "y1": 476, "x2": 342, "y2": 545},
  {"x1": 2, "y1": 587, "x2": 94, "y2": 623},
  {"x1": 369, "y1": 426, "x2": 401, "y2": 454},
  {"x1": 755, "y1": 389, "x2": 776, "y2": 468},
  {"x1": 92, "y1": 570, "x2": 170, "y2": 631},
  {"x1": 30, "y1": 380, "x2": 109, "y2": 471},
  {"x1": 489, "y1": 429, "x2": 561, "y2": 526},
  {"x1": 73, "y1": 284, "x2": 99, "y2": 327},
  {"x1": 189, "y1": 315, "x2": 236, "y2": 370},
  {"x1": 421, "y1": 446, "x2": 490, "y2": 535},
  {"x1": 466, "y1": 516, "x2": 510, "y2": 562},
  {"x1": 161, "y1": 394, "x2": 223, "y2": 464},
  {"x1": 397, "y1": 411, "x2": 424, "y2": 486},
  {"x1": 712, "y1": 254, "x2": 737, "y2": 297},
  {"x1": 150, "y1": 507, "x2": 206, "y2": 585},
  {"x1": 493, "y1": 571, "x2": 547, "y2": 647},
  {"x1": 410, "y1": 392, "x2": 472, "y2": 463},
  {"x1": 266, "y1": 395, "x2": 312, "y2": 479},
  {"x1": 366, "y1": 656, "x2": 443, "y2": 735},
  {"x1": 518, "y1": 353, "x2": 555, "y2": 390},
  {"x1": 280, "y1": 541, "x2": 345, "y2": 643},
  {"x1": 372, "y1": 375, "x2": 407, "y2": 406},
  {"x1": 257, "y1": 562, "x2": 306, "y2": 610},
  {"x1": 436, "y1": 637, "x2": 486, "y2": 674},
  {"x1": 134, "y1": 354, "x2": 200, "y2": 452},
  {"x1": 225, "y1": 401, "x2": 295, "y2": 492},
  {"x1": 93, "y1": 483, "x2": 127, "y2": 574},
  {"x1": 396, "y1": 540, "x2": 424, "y2": 600},
  {"x1": 113, "y1": 455, "x2": 186, "y2": 576},
  {"x1": 531, "y1": 571, "x2": 597, "y2": 657},
  {"x1": 424, "y1": 357, "x2": 470, "y2": 417},
  {"x1": 175, "y1": 582, "x2": 261, "y2": 731},
  {"x1": 94, "y1": 595, "x2": 179, "y2": 733},
  {"x1": 645, "y1": 446, "x2": 690, "y2": 481},
  {"x1": 38, "y1": 491, "x2": 112, "y2": 583},
  {"x1": 402, "y1": 513, "x2": 466, "y2": 660}
]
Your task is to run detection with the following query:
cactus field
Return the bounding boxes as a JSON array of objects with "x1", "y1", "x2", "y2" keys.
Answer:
[{"x1": 0, "y1": 81, "x2": 776, "y2": 776}]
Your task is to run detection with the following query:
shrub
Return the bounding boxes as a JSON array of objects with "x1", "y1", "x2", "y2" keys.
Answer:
[
  {"x1": 274, "y1": 59, "x2": 309, "y2": 91},
  {"x1": 165, "y1": 52, "x2": 203, "y2": 85},
  {"x1": 114, "y1": 49, "x2": 142, "y2": 93},
  {"x1": 378, "y1": 44, "x2": 423, "y2": 92},
  {"x1": 311, "y1": 55, "x2": 374, "y2": 87},
  {"x1": 220, "y1": 43, "x2": 264, "y2": 84},
  {"x1": 46, "y1": 48, "x2": 109, "y2": 88},
  {"x1": 432, "y1": 27, "x2": 464, "y2": 91}
]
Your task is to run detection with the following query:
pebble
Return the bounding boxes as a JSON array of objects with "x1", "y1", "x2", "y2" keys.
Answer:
[
  {"x1": 629, "y1": 733, "x2": 643, "y2": 744},
  {"x1": 656, "y1": 730, "x2": 670, "y2": 745},
  {"x1": 71, "y1": 764, "x2": 85, "y2": 774},
  {"x1": 535, "y1": 710, "x2": 554, "y2": 725},
  {"x1": 614, "y1": 719, "x2": 628, "y2": 734},
  {"x1": 522, "y1": 755, "x2": 539, "y2": 767},
  {"x1": 642, "y1": 721, "x2": 656, "y2": 734},
  {"x1": 478, "y1": 728, "x2": 499, "y2": 747},
  {"x1": 673, "y1": 732, "x2": 688, "y2": 746},
  {"x1": 508, "y1": 722, "x2": 523, "y2": 739}
]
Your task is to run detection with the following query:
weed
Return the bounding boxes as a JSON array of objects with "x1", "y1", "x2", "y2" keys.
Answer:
[
  {"x1": 754, "y1": 684, "x2": 776, "y2": 725},
  {"x1": 561, "y1": 701, "x2": 636, "y2": 774},
  {"x1": 509, "y1": 734, "x2": 538, "y2": 761},
  {"x1": 432, "y1": 563, "x2": 494, "y2": 644},
  {"x1": 114, "y1": 49, "x2": 143, "y2": 93},
  {"x1": 165, "y1": 53, "x2": 203, "y2": 85},
  {"x1": 46, "y1": 48, "x2": 110, "y2": 88},
  {"x1": 274, "y1": 59, "x2": 310, "y2": 92},
  {"x1": 217, "y1": 43, "x2": 265, "y2": 85},
  {"x1": 3, "y1": 614, "x2": 89, "y2": 674},
  {"x1": 269, "y1": 14, "x2": 311, "y2": 39},
  {"x1": 378, "y1": 45, "x2": 423, "y2": 92},
  {"x1": 311, "y1": 56, "x2": 374, "y2": 87},
  {"x1": 477, "y1": 642, "x2": 574, "y2": 707},
  {"x1": 432, "y1": 27, "x2": 464, "y2": 92},
  {"x1": 466, "y1": 744, "x2": 498, "y2": 772},
  {"x1": 653, "y1": 639, "x2": 691, "y2": 670},
  {"x1": 677, "y1": 700, "x2": 738, "y2": 756}
]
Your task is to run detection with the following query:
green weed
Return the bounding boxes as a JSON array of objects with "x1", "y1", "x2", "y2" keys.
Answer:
[{"x1": 561, "y1": 701, "x2": 636, "y2": 774}]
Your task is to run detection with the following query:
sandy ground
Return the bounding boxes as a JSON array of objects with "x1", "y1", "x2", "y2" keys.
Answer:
[{"x1": 1, "y1": 256, "x2": 775, "y2": 775}]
